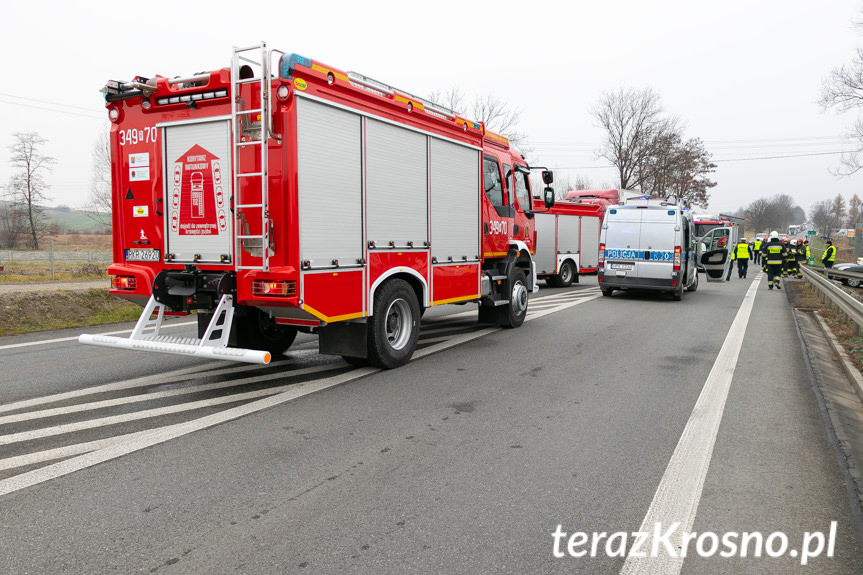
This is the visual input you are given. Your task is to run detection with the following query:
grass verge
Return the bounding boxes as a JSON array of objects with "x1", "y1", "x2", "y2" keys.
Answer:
[
  {"x1": 0, "y1": 262, "x2": 108, "y2": 282},
  {"x1": 789, "y1": 280, "x2": 863, "y2": 372},
  {"x1": 0, "y1": 289, "x2": 141, "y2": 337}
]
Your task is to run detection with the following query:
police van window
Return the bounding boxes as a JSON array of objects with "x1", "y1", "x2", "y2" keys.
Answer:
[{"x1": 483, "y1": 155, "x2": 504, "y2": 207}]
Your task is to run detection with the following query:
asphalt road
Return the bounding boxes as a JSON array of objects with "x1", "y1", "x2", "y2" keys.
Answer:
[{"x1": 0, "y1": 275, "x2": 861, "y2": 574}]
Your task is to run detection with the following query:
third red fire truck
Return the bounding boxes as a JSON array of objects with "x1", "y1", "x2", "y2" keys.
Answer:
[
  {"x1": 532, "y1": 200, "x2": 602, "y2": 286},
  {"x1": 80, "y1": 43, "x2": 554, "y2": 368}
]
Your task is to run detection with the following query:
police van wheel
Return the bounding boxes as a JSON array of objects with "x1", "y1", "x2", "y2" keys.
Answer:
[
  {"x1": 672, "y1": 288, "x2": 683, "y2": 301},
  {"x1": 235, "y1": 308, "x2": 298, "y2": 356},
  {"x1": 687, "y1": 273, "x2": 699, "y2": 292},
  {"x1": 601, "y1": 288, "x2": 614, "y2": 297},
  {"x1": 367, "y1": 279, "x2": 420, "y2": 369}
]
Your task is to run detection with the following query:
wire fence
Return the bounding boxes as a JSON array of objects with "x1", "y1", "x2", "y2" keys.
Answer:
[{"x1": 0, "y1": 250, "x2": 112, "y2": 264}]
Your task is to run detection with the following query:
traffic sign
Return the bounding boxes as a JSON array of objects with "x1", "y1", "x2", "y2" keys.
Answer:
[{"x1": 807, "y1": 230, "x2": 817, "y2": 235}]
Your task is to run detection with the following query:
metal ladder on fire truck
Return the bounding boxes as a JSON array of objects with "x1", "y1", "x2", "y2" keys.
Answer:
[
  {"x1": 231, "y1": 42, "x2": 272, "y2": 273},
  {"x1": 80, "y1": 45, "x2": 276, "y2": 365}
]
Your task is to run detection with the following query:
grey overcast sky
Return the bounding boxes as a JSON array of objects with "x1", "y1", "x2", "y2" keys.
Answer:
[{"x1": 1, "y1": 0, "x2": 861, "y2": 217}]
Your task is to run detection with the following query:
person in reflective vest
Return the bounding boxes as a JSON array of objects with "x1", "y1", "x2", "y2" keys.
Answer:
[
  {"x1": 803, "y1": 240, "x2": 811, "y2": 267},
  {"x1": 731, "y1": 238, "x2": 752, "y2": 278},
  {"x1": 752, "y1": 237, "x2": 762, "y2": 265},
  {"x1": 822, "y1": 240, "x2": 836, "y2": 268},
  {"x1": 764, "y1": 233, "x2": 786, "y2": 290}
]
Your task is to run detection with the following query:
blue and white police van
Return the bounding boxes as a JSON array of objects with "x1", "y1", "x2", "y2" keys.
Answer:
[{"x1": 597, "y1": 198, "x2": 732, "y2": 300}]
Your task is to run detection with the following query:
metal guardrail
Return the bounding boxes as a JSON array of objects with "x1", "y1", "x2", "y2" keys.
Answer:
[{"x1": 801, "y1": 266, "x2": 863, "y2": 335}]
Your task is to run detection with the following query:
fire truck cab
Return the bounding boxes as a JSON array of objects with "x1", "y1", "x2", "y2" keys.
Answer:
[{"x1": 80, "y1": 43, "x2": 554, "y2": 368}]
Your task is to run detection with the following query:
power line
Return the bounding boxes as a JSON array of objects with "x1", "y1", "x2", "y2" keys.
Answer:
[
  {"x1": 0, "y1": 93, "x2": 103, "y2": 113},
  {"x1": 546, "y1": 150, "x2": 857, "y2": 170},
  {"x1": 714, "y1": 150, "x2": 853, "y2": 163},
  {"x1": 0, "y1": 99, "x2": 105, "y2": 121}
]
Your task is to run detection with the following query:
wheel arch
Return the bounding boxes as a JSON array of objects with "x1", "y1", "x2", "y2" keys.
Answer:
[{"x1": 369, "y1": 268, "x2": 427, "y2": 316}]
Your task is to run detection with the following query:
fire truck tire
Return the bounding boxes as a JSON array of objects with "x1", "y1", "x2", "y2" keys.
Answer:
[
  {"x1": 501, "y1": 268, "x2": 528, "y2": 328},
  {"x1": 556, "y1": 260, "x2": 576, "y2": 287},
  {"x1": 235, "y1": 308, "x2": 298, "y2": 356},
  {"x1": 367, "y1": 279, "x2": 420, "y2": 369}
]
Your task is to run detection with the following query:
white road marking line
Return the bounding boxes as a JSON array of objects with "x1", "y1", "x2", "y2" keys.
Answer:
[
  {"x1": 0, "y1": 320, "x2": 197, "y2": 351},
  {"x1": 0, "y1": 367, "x2": 380, "y2": 498},
  {"x1": 526, "y1": 294, "x2": 602, "y2": 321},
  {"x1": 0, "y1": 286, "x2": 604, "y2": 495},
  {"x1": 619, "y1": 278, "x2": 760, "y2": 575},
  {"x1": 0, "y1": 364, "x2": 342, "y2": 426},
  {"x1": 0, "y1": 428, "x2": 159, "y2": 472},
  {"x1": 0, "y1": 361, "x2": 241, "y2": 415},
  {"x1": 0, "y1": 362, "x2": 356, "y2": 446}
]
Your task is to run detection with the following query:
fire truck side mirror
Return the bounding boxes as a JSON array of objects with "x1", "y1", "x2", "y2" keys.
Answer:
[
  {"x1": 543, "y1": 187, "x2": 555, "y2": 209},
  {"x1": 541, "y1": 170, "x2": 554, "y2": 185}
]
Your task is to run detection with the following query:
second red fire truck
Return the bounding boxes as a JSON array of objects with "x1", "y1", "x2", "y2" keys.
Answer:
[{"x1": 80, "y1": 43, "x2": 554, "y2": 368}]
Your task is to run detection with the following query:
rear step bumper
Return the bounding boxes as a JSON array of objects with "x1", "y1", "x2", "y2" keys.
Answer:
[{"x1": 79, "y1": 294, "x2": 271, "y2": 365}]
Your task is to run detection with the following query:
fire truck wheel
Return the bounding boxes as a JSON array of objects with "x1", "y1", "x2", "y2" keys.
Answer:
[
  {"x1": 236, "y1": 308, "x2": 298, "y2": 356},
  {"x1": 367, "y1": 279, "x2": 420, "y2": 369},
  {"x1": 556, "y1": 260, "x2": 576, "y2": 287},
  {"x1": 501, "y1": 268, "x2": 528, "y2": 328}
]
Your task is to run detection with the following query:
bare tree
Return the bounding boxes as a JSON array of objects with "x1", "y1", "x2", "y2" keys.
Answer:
[
  {"x1": 83, "y1": 130, "x2": 112, "y2": 226},
  {"x1": 832, "y1": 193, "x2": 847, "y2": 229},
  {"x1": 769, "y1": 193, "x2": 799, "y2": 231},
  {"x1": 3, "y1": 132, "x2": 55, "y2": 249},
  {"x1": 428, "y1": 89, "x2": 528, "y2": 152},
  {"x1": 573, "y1": 174, "x2": 594, "y2": 191},
  {"x1": 848, "y1": 193, "x2": 862, "y2": 228},
  {"x1": 811, "y1": 199, "x2": 838, "y2": 235},
  {"x1": 590, "y1": 87, "x2": 680, "y2": 190},
  {"x1": 0, "y1": 202, "x2": 26, "y2": 249},
  {"x1": 819, "y1": 9, "x2": 863, "y2": 175},
  {"x1": 744, "y1": 194, "x2": 805, "y2": 233},
  {"x1": 639, "y1": 133, "x2": 716, "y2": 208},
  {"x1": 744, "y1": 198, "x2": 775, "y2": 234}
]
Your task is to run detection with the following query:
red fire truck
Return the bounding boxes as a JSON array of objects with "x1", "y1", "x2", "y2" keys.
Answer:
[
  {"x1": 532, "y1": 200, "x2": 602, "y2": 286},
  {"x1": 80, "y1": 43, "x2": 554, "y2": 368}
]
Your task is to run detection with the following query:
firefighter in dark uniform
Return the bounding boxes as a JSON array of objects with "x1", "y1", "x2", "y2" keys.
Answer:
[
  {"x1": 794, "y1": 238, "x2": 806, "y2": 278},
  {"x1": 761, "y1": 238, "x2": 770, "y2": 273},
  {"x1": 783, "y1": 238, "x2": 795, "y2": 276},
  {"x1": 764, "y1": 231, "x2": 786, "y2": 290}
]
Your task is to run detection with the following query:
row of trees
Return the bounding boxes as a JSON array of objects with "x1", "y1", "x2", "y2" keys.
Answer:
[
  {"x1": 810, "y1": 193, "x2": 863, "y2": 235},
  {"x1": 741, "y1": 194, "x2": 806, "y2": 235}
]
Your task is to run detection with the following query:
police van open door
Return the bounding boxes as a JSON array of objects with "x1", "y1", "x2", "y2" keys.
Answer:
[{"x1": 697, "y1": 226, "x2": 733, "y2": 281}]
